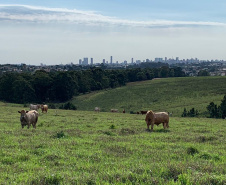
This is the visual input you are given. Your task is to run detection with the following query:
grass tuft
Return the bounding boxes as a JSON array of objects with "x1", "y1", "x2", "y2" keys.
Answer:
[
  {"x1": 54, "y1": 131, "x2": 67, "y2": 139},
  {"x1": 109, "y1": 124, "x2": 116, "y2": 129},
  {"x1": 187, "y1": 146, "x2": 199, "y2": 156}
]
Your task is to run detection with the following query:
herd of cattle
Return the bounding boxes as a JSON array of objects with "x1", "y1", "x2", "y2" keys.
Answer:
[{"x1": 18, "y1": 105, "x2": 169, "y2": 131}]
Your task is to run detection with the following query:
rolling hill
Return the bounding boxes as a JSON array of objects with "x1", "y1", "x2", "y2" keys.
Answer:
[{"x1": 72, "y1": 76, "x2": 226, "y2": 117}]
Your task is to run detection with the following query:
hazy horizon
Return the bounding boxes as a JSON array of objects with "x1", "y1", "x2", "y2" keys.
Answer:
[{"x1": 1, "y1": 1, "x2": 226, "y2": 65}]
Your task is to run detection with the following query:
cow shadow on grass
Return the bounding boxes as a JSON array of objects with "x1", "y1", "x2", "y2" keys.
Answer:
[{"x1": 146, "y1": 129, "x2": 170, "y2": 133}]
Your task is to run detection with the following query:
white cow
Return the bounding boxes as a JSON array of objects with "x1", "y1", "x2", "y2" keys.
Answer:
[
  {"x1": 94, "y1": 107, "x2": 100, "y2": 112},
  {"x1": 18, "y1": 110, "x2": 39, "y2": 129},
  {"x1": 30, "y1": 104, "x2": 40, "y2": 111}
]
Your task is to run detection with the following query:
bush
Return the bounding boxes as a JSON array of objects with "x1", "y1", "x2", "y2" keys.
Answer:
[
  {"x1": 54, "y1": 131, "x2": 67, "y2": 139},
  {"x1": 187, "y1": 146, "x2": 199, "y2": 156},
  {"x1": 182, "y1": 107, "x2": 199, "y2": 117},
  {"x1": 110, "y1": 124, "x2": 116, "y2": 129},
  {"x1": 59, "y1": 102, "x2": 77, "y2": 110},
  {"x1": 48, "y1": 103, "x2": 56, "y2": 109}
]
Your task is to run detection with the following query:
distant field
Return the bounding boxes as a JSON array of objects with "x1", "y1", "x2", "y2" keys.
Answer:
[
  {"x1": 72, "y1": 76, "x2": 226, "y2": 117},
  {"x1": 0, "y1": 103, "x2": 225, "y2": 184}
]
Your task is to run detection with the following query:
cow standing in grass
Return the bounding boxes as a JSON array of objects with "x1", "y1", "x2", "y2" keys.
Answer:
[
  {"x1": 41, "y1": 104, "x2": 48, "y2": 113},
  {"x1": 30, "y1": 104, "x2": 40, "y2": 111},
  {"x1": 94, "y1": 107, "x2": 100, "y2": 112},
  {"x1": 111, "y1": 109, "x2": 118, "y2": 113},
  {"x1": 140, "y1": 111, "x2": 147, "y2": 115},
  {"x1": 145, "y1": 110, "x2": 169, "y2": 131},
  {"x1": 18, "y1": 110, "x2": 39, "y2": 129}
]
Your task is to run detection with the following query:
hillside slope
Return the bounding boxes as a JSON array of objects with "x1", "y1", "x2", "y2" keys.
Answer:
[{"x1": 72, "y1": 76, "x2": 226, "y2": 116}]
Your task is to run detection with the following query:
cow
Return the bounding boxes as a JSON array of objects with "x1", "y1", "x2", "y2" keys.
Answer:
[
  {"x1": 123, "y1": 109, "x2": 125, "y2": 113},
  {"x1": 145, "y1": 110, "x2": 169, "y2": 131},
  {"x1": 94, "y1": 107, "x2": 100, "y2": 112},
  {"x1": 137, "y1": 112, "x2": 140, "y2": 114},
  {"x1": 111, "y1": 109, "x2": 118, "y2": 113},
  {"x1": 30, "y1": 104, "x2": 40, "y2": 111},
  {"x1": 140, "y1": 111, "x2": 147, "y2": 115},
  {"x1": 18, "y1": 110, "x2": 39, "y2": 129},
  {"x1": 41, "y1": 104, "x2": 48, "y2": 113}
]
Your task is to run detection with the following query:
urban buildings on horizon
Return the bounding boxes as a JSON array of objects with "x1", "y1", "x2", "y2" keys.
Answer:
[{"x1": 77, "y1": 56, "x2": 226, "y2": 66}]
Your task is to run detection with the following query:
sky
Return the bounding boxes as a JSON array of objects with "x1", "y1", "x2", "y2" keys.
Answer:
[{"x1": 1, "y1": 0, "x2": 226, "y2": 65}]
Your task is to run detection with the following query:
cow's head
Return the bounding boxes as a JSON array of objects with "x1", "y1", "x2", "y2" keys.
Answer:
[
  {"x1": 145, "y1": 110, "x2": 155, "y2": 124},
  {"x1": 18, "y1": 110, "x2": 29, "y2": 120}
]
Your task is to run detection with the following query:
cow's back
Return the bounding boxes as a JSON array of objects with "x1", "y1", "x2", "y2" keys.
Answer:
[{"x1": 154, "y1": 112, "x2": 169, "y2": 123}]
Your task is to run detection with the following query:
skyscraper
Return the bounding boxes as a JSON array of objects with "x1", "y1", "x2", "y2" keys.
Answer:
[
  {"x1": 83, "y1": 58, "x2": 88, "y2": 65},
  {"x1": 90, "y1": 58, "x2": 93, "y2": 65},
  {"x1": 79, "y1": 59, "x2": 82, "y2": 65},
  {"x1": 110, "y1": 56, "x2": 113, "y2": 64}
]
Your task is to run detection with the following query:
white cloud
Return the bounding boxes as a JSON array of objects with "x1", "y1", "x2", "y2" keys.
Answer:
[{"x1": 0, "y1": 4, "x2": 226, "y2": 28}]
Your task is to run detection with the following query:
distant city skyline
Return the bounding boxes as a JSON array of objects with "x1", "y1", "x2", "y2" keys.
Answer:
[{"x1": 1, "y1": 1, "x2": 226, "y2": 65}]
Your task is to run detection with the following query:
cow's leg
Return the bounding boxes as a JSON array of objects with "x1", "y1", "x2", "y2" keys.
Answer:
[
  {"x1": 166, "y1": 122, "x2": 169, "y2": 128},
  {"x1": 150, "y1": 122, "x2": 154, "y2": 131},
  {"x1": 147, "y1": 123, "x2": 150, "y2": 130},
  {"x1": 27, "y1": 123, "x2": 30, "y2": 129},
  {"x1": 33, "y1": 123, "x2": 36, "y2": 129},
  {"x1": 163, "y1": 122, "x2": 166, "y2": 129},
  {"x1": 21, "y1": 125, "x2": 24, "y2": 129}
]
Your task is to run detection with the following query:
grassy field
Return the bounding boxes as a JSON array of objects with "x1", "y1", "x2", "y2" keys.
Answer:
[
  {"x1": 72, "y1": 76, "x2": 226, "y2": 117},
  {"x1": 0, "y1": 102, "x2": 225, "y2": 184}
]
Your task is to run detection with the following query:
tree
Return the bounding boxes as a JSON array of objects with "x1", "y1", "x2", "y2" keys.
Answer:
[
  {"x1": 0, "y1": 73, "x2": 18, "y2": 102},
  {"x1": 32, "y1": 71, "x2": 53, "y2": 102},
  {"x1": 136, "y1": 72, "x2": 147, "y2": 81},
  {"x1": 159, "y1": 66, "x2": 169, "y2": 78},
  {"x1": 51, "y1": 72, "x2": 77, "y2": 101},
  {"x1": 198, "y1": 70, "x2": 210, "y2": 76},
  {"x1": 220, "y1": 95, "x2": 226, "y2": 118},
  {"x1": 181, "y1": 108, "x2": 187, "y2": 117},
  {"x1": 12, "y1": 78, "x2": 36, "y2": 103}
]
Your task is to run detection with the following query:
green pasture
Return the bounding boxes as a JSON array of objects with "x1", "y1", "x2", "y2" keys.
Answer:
[
  {"x1": 0, "y1": 102, "x2": 225, "y2": 184},
  {"x1": 72, "y1": 76, "x2": 226, "y2": 117}
]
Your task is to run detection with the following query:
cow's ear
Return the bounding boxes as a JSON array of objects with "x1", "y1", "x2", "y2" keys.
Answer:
[
  {"x1": 26, "y1": 111, "x2": 29, "y2": 113},
  {"x1": 18, "y1": 111, "x2": 21, "y2": 113}
]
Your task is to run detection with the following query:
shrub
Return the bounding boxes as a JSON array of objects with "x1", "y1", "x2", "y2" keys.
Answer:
[
  {"x1": 161, "y1": 165, "x2": 182, "y2": 181},
  {"x1": 110, "y1": 124, "x2": 116, "y2": 129},
  {"x1": 54, "y1": 131, "x2": 67, "y2": 139},
  {"x1": 199, "y1": 153, "x2": 212, "y2": 160},
  {"x1": 187, "y1": 146, "x2": 199, "y2": 156},
  {"x1": 59, "y1": 102, "x2": 77, "y2": 110},
  {"x1": 48, "y1": 103, "x2": 56, "y2": 109},
  {"x1": 182, "y1": 108, "x2": 199, "y2": 117}
]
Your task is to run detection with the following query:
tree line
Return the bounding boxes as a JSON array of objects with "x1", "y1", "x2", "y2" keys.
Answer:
[
  {"x1": 0, "y1": 66, "x2": 185, "y2": 104},
  {"x1": 181, "y1": 95, "x2": 226, "y2": 119},
  {"x1": 206, "y1": 95, "x2": 226, "y2": 119}
]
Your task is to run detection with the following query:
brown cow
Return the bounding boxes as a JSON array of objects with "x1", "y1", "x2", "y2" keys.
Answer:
[
  {"x1": 18, "y1": 110, "x2": 39, "y2": 129},
  {"x1": 140, "y1": 111, "x2": 147, "y2": 115},
  {"x1": 123, "y1": 109, "x2": 125, "y2": 113},
  {"x1": 41, "y1": 104, "x2": 48, "y2": 113},
  {"x1": 145, "y1": 110, "x2": 169, "y2": 131}
]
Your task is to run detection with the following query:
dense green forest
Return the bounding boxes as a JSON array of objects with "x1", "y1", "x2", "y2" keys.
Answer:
[{"x1": 0, "y1": 66, "x2": 185, "y2": 103}]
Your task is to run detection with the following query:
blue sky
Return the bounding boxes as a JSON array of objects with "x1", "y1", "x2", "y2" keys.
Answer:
[{"x1": 0, "y1": 0, "x2": 226, "y2": 65}]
